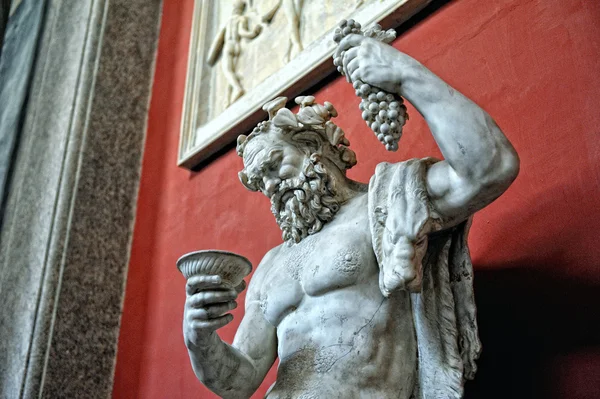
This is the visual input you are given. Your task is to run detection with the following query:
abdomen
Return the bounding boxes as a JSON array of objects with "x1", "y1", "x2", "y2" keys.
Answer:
[{"x1": 271, "y1": 289, "x2": 417, "y2": 399}]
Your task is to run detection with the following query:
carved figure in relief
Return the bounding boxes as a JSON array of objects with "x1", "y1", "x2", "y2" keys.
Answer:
[
  {"x1": 184, "y1": 29, "x2": 519, "y2": 398},
  {"x1": 207, "y1": 0, "x2": 278, "y2": 107},
  {"x1": 254, "y1": 0, "x2": 305, "y2": 62},
  {"x1": 281, "y1": 0, "x2": 304, "y2": 62}
]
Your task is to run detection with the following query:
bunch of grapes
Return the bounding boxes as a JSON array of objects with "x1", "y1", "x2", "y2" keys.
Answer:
[
  {"x1": 355, "y1": 82, "x2": 406, "y2": 151},
  {"x1": 332, "y1": 19, "x2": 362, "y2": 43},
  {"x1": 332, "y1": 19, "x2": 408, "y2": 151}
]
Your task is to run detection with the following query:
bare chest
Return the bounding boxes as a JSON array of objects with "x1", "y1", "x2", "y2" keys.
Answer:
[{"x1": 259, "y1": 211, "x2": 379, "y2": 326}]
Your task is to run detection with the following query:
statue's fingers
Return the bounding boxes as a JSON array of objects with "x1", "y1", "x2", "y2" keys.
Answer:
[
  {"x1": 187, "y1": 301, "x2": 237, "y2": 321},
  {"x1": 338, "y1": 34, "x2": 365, "y2": 52},
  {"x1": 186, "y1": 307, "x2": 209, "y2": 321},
  {"x1": 342, "y1": 47, "x2": 359, "y2": 79},
  {"x1": 334, "y1": 34, "x2": 364, "y2": 59},
  {"x1": 192, "y1": 314, "x2": 234, "y2": 331},
  {"x1": 188, "y1": 289, "x2": 237, "y2": 308},
  {"x1": 350, "y1": 69, "x2": 362, "y2": 85},
  {"x1": 346, "y1": 58, "x2": 360, "y2": 79},
  {"x1": 205, "y1": 301, "x2": 237, "y2": 318},
  {"x1": 186, "y1": 275, "x2": 223, "y2": 295},
  {"x1": 342, "y1": 47, "x2": 358, "y2": 66},
  {"x1": 234, "y1": 280, "x2": 247, "y2": 294}
]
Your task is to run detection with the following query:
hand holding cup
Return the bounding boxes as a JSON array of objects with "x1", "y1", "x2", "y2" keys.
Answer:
[{"x1": 178, "y1": 251, "x2": 252, "y2": 348}]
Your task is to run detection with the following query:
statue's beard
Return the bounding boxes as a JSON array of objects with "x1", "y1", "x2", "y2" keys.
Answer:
[{"x1": 270, "y1": 159, "x2": 340, "y2": 245}]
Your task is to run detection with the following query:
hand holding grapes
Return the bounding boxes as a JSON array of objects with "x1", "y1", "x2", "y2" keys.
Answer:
[{"x1": 333, "y1": 20, "x2": 409, "y2": 151}]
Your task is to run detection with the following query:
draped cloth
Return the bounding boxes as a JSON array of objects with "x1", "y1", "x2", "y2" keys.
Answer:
[{"x1": 368, "y1": 159, "x2": 481, "y2": 399}]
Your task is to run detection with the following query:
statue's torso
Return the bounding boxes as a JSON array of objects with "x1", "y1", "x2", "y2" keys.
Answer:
[{"x1": 259, "y1": 193, "x2": 417, "y2": 399}]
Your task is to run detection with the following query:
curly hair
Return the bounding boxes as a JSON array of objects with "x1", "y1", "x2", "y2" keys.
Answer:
[{"x1": 237, "y1": 96, "x2": 357, "y2": 190}]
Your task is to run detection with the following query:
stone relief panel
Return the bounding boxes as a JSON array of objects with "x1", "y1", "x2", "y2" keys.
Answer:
[{"x1": 180, "y1": 0, "x2": 431, "y2": 169}]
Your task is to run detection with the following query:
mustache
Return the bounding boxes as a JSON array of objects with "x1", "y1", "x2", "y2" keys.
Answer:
[
  {"x1": 271, "y1": 179, "x2": 323, "y2": 215},
  {"x1": 269, "y1": 161, "x2": 340, "y2": 244},
  {"x1": 267, "y1": 156, "x2": 326, "y2": 207},
  {"x1": 270, "y1": 177, "x2": 306, "y2": 212}
]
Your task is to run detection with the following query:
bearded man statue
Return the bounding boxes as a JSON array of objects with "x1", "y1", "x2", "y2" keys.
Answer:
[
  {"x1": 182, "y1": 34, "x2": 519, "y2": 399},
  {"x1": 237, "y1": 96, "x2": 358, "y2": 245}
]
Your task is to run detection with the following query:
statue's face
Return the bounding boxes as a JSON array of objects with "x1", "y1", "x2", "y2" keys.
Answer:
[
  {"x1": 240, "y1": 133, "x2": 341, "y2": 244},
  {"x1": 241, "y1": 134, "x2": 306, "y2": 200},
  {"x1": 232, "y1": 0, "x2": 245, "y2": 15}
]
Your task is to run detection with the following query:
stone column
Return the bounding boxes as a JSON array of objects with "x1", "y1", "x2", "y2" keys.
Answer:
[{"x1": 0, "y1": 0, "x2": 162, "y2": 397}]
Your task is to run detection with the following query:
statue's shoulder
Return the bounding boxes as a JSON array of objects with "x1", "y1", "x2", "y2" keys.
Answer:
[
  {"x1": 262, "y1": 244, "x2": 285, "y2": 266},
  {"x1": 257, "y1": 244, "x2": 285, "y2": 275}
]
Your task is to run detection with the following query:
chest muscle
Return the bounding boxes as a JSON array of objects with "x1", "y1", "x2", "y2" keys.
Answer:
[{"x1": 260, "y1": 222, "x2": 377, "y2": 326}]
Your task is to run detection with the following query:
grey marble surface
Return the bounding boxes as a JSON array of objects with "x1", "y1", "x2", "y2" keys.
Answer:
[
  {"x1": 0, "y1": 0, "x2": 162, "y2": 397},
  {"x1": 0, "y1": 0, "x2": 45, "y2": 227}
]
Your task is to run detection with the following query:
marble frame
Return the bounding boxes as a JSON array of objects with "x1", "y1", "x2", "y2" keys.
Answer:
[
  {"x1": 0, "y1": 0, "x2": 161, "y2": 396},
  {"x1": 178, "y1": 0, "x2": 432, "y2": 169}
]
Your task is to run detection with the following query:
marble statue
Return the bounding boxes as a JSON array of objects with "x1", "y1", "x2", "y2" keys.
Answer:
[
  {"x1": 207, "y1": 0, "x2": 279, "y2": 107},
  {"x1": 183, "y1": 28, "x2": 519, "y2": 398}
]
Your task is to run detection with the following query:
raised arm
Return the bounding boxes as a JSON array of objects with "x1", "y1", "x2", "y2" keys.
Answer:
[
  {"x1": 337, "y1": 35, "x2": 519, "y2": 226},
  {"x1": 184, "y1": 252, "x2": 277, "y2": 398},
  {"x1": 206, "y1": 26, "x2": 226, "y2": 66},
  {"x1": 261, "y1": 0, "x2": 282, "y2": 23}
]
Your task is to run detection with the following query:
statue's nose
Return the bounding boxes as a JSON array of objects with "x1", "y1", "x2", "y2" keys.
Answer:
[
  {"x1": 263, "y1": 177, "x2": 280, "y2": 196},
  {"x1": 396, "y1": 247, "x2": 415, "y2": 261},
  {"x1": 395, "y1": 238, "x2": 415, "y2": 261}
]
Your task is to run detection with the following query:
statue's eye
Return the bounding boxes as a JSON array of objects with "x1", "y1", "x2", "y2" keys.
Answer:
[
  {"x1": 248, "y1": 177, "x2": 262, "y2": 190},
  {"x1": 259, "y1": 159, "x2": 278, "y2": 173},
  {"x1": 268, "y1": 149, "x2": 283, "y2": 160},
  {"x1": 260, "y1": 150, "x2": 283, "y2": 173}
]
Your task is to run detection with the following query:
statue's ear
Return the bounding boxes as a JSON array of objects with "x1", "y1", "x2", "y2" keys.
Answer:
[{"x1": 374, "y1": 206, "x2": 388, "y2": 226}]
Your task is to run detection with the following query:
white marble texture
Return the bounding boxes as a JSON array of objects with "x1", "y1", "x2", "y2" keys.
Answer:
[{"x1": 182, "y1": 33, "x2": 519, "y2": 398}]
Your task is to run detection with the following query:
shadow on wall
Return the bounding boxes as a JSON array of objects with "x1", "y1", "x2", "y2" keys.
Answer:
[{"x1": 465, "y1": 266, "x2": 600, "y2": 399}]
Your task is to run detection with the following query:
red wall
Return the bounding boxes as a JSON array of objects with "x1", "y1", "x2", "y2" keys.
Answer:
[{"x1": 113, "y1": 0, "x2": 600, "y2": 398}]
